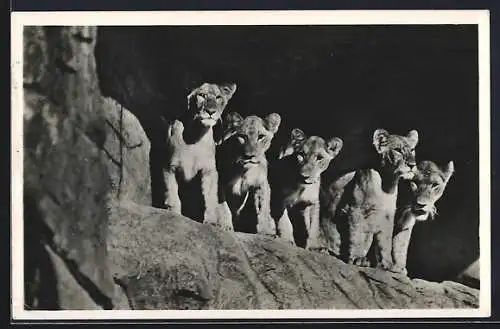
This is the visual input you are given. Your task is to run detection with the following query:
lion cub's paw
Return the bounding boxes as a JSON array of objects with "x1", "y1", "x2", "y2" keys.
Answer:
[
  {"x1": 256, "y1": 222, "x2": 277, "y2": 238},
  {"x1": 202, "y1": 213, "x2": 220, "y2": 227},
  {"x1": 277, "y1": 237, "x2": 296, "y2": 247},
  {"x1": 217, "y1": 221, "x2": 235, "y2": 232},
  {"x1": 387, "y1": 264, "x2": 407, "y2": 275},
  {"x1": 376, "y1": 260, "x2": 396, "y2": 272},
  {"x1": 164, "y1": 203, "x2": 182, "y2": 215},
  {"x1": 204, "y1": 219, "x2": 234, "y2": 232},
  {"x1": 350, "y1": 257, "x2": 371, "y2": 267},
  {"x1": 308, "y1": 247, "x2": 331, "y2": 255}
]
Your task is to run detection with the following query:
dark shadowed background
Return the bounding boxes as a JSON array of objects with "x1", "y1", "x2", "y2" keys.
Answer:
[{"x1": 95, "y1": 25, "x2": 479, "y2": 283}]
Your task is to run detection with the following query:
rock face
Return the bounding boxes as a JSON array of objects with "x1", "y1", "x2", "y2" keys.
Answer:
[
  {"x1": 108, "y1": 201, "x2": 479, "y2": 310},
  {"x1": 22, "y1": 26, "x2": 130, "y2": 310},
  {"x1": 102, "y1": 97, "x2": 151, "y2": 206}
]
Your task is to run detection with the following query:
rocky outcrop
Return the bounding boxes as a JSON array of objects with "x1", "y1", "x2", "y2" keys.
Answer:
[
  {"x1": 455, "y1": 259, "x2": 480, "y2": 289},
  {"x1": 108, "y1": 201, "x2": 479, "y2": 310},
  {"x1": 102, "y1": 97, "x2": 151, "y2": 206},
  {"x1": 23, "y1": 26, "x2": 130, "y2": 310}
]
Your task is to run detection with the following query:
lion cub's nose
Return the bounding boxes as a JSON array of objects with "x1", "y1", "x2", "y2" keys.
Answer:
[
  {"x1": 415, "y1": 202, "x2": 427, "y2": 210},
  {"x1": 206, "y1": 107, "x2": 217, "y2": 115}
]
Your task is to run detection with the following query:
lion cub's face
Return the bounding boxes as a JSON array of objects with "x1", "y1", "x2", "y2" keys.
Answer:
[
  {"x1": 408, "y1": 160, "x2": 454, "y2": 221},
  {"x1": 221, "y1": 112, "x2": 281, "y2": 169},
  {"x1": 187, "y1": 82, "x2": 237, "y2": 128},
  {"x1": 279, "y1": 128, "x2": 343, "y2": 184},
  {"x1": 373, "y1": 129, "x2": 419, "y2": 180}
]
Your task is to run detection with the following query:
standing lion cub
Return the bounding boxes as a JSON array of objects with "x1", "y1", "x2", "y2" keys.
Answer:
[
  {"x1": 217, "y1": 112, "x2": 282, "y2": 236},
  {"x1": 161, "y1": 82, "x2": 237, "y2": 230},
  {"x1": 392, "y1": 160, "x2": 455, "y2": 275},
  {"x1": 270, "y1": 128, "x2": 343, "y2": 251},
  {"x1": 321, "y1": 129, "x2": 419, "y2": 270}
]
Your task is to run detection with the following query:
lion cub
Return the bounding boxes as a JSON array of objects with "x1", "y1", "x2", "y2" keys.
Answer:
[
  {"x1": 321, "y1": 129, "x2": 419, "y2": 270},
  {"x1": 270, "y1": 128, "x2": 343, "y2": 251},
  {"x1": 392, "y1": 160, "x2": 455, "y2": 275},
  {"x1": 161, "y1": 82, "x2": 237, "y2": 230},
  {"x1": 218, "y1": 112, "x2": 282, "y2": 236}
]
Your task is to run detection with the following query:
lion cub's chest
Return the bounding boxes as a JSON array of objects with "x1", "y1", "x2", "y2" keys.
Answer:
[
  {"x1": 166, "y1": 121, "x2": 216, "y2": 181},
  {"x1": 283, "y1": 183, "x2": 319, "y2": 208},
  {"x1": 341, "y1": 169, "x2": 397, "y2": 224},
  {"x1": 228, "y1": 166, "x2": 267, "y2": 197}
]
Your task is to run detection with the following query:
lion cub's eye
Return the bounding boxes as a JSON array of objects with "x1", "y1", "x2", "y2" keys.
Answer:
[
  {"x1": 316, "y1": 154, "x2": 324, "y2": 161},
  {"x1": 216, "y1": 95, "x2": 223, "y2": 101},
  {"x1": 393, "y1": 148, "x2": 402, "y2": 154},
  {"x1": 431, "y1": 183, "x2": 440, "y2": 189},
  {"x1": 237, "y1": 135, "x2": 246, "y2": 144},
  {"x1": 258, "y1": 134, "x2": 266, "y2": 141}
]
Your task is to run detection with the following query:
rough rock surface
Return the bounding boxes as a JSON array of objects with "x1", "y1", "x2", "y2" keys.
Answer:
[
  {"x1": 22, "y1": 26, "x2": 130, "y2": 310},
  {"x1": 455, "y1": 259, "x2": 480, "y2": 290},
  {"x1": 102, "y1": 97, "x2": 151, "y2": 206},
  {"x1": 108, "y1": 201, "x2": 479, "y2": 310}
]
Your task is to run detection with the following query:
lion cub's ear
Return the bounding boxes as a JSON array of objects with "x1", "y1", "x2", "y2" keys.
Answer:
[
  {"x1": 225, "y1": 112, "x2": 243, "y2": 130},
  {"x1": 263, "y1": 113, "x2": 281, "y2": 134},
  {"x1": 218, "y1": 112, "x2": 243, "y2": 145},
  {"x1": 219, "y1": 83, "x2": 237, "y2": 100},
  {"x1": 326, "y1": 137, "x2": 343, "y2": 158},
  {"x1": 444, "y1": 160, "x2": 455, "y2": 182},
  {"x1": 373, "y1": 128, "x2": 390, "y2": 154},
  {"x1": 407, "y1": 130, "x2": 419, "y2": 148},
  {"x1": 290, "y1": 128, "x2": 306, "y2": 144},
  {"x1": 279, "y1": 128, "x2": 306, "y2": 159}
]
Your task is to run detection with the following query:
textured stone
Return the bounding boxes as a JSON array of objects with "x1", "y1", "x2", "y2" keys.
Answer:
[
  {"x1": 455, "y1": 258, "x2": 480, "y2": 289},
  {"x1": 23, "y1": 26, "x2": 116, "y2": 309},
  {"x1": 101, "y1": 97, "x2": 151, "y2": 205},
  {"x1": 108, "y1": 201, "x2": 479, "y2": 310}
]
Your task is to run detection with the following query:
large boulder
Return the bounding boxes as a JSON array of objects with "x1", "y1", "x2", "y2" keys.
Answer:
[
  {"x1": 23, "y1": 26, "x2": 130, "y2": 310},
  {"x1": 101, "y1": 97, "x2": 151, "y2": 206},
  {"x1": 108, "y1": 201, "x2": 479, "y2": 310}
]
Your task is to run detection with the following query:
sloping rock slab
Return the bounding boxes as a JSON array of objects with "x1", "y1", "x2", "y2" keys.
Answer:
[{"x1": 108, "y1": 201, "x2": 479, "y2": 310}]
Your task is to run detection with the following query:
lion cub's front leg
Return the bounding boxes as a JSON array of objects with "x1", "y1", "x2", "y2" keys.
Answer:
[
  {"x1": 391, "y1": 221, "x2": 415, "y2": 275},
  {"x1": 276, "y1": 208, "x2": 296, "y2": 246},
  {"x1": 163, "y1": 169, "x2": 182, "y2": 214},
  {"x1": 303, "y1": 203, "x2": 328, "y2": 254},
  {"x1": 373, "y1": 216, "x2": 395, "y2": 271},
  {"x1": 254, "y1": 181, "x2": 277, "y2": 237},
  {"x1": 201, "y1": 169, "x2": 233, "y2": 231},
  {"x1": 345, "y1": 217, "x2": 373, "y2": 267}
]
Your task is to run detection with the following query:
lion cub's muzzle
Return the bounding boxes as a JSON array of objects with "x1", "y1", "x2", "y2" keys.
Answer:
[
  {"x1": 299, "y1": 174, "x2": 319, "y2": 185},
  {"x1": 412, "y1": 202, "x2": 436, "y2": 221},
  {"x1": 195, "y1": 100, "x2": 220, "y2": 126},
  {"x1": 238, "y1": 154, "x2": 262, "y2": 168},
  {"x1": 400, "y1": 162, "x2": 417, "y2": 179}
]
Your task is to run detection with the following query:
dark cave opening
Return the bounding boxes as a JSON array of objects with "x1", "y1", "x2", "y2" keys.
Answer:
[{"x1": 95, "y1": 24, "x2": 479, "y2": 283}]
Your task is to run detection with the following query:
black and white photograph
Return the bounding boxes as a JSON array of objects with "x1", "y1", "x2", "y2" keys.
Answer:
[{"x1": 11, "y1": 10, "x2": 490, "y2": 319}]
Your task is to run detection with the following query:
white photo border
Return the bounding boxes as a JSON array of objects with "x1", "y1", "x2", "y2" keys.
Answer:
[{"x1": 10, "y1": 9, "x2": 491, "y2": 320}]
